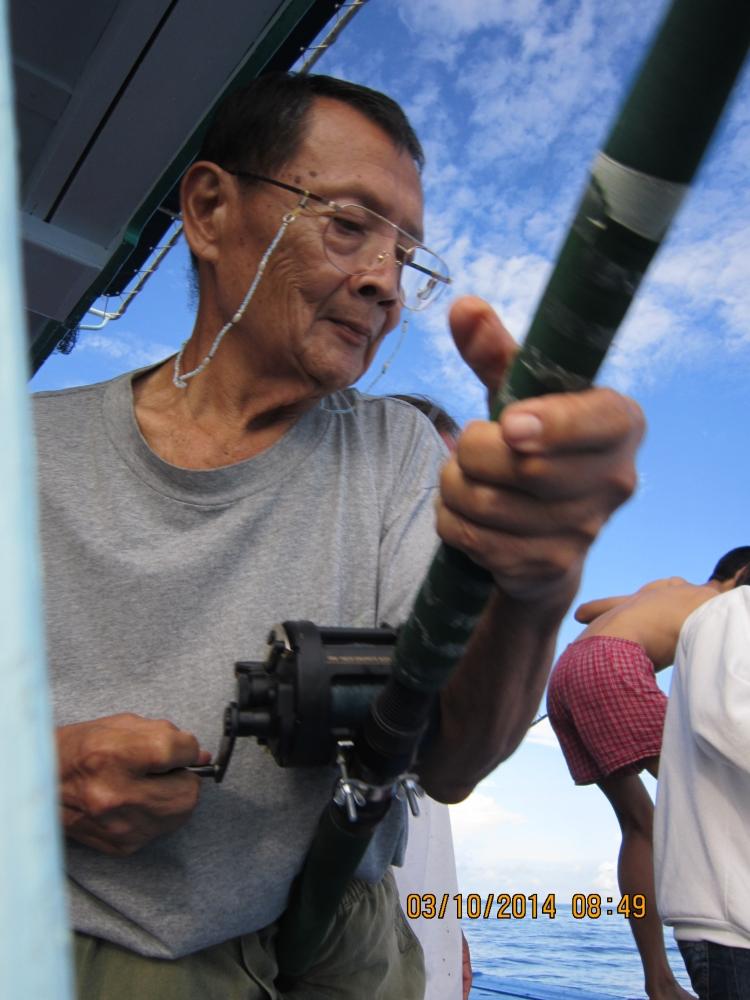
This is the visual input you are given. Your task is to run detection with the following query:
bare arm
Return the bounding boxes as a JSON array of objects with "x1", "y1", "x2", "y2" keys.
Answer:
[
  {"x1": 57, "y1": 713, "x2": 210, "y2": 856},
  {"x1": 419, "y1": 587, "x2": 568, "y2": 801},
  {"x1": 418, "y1": 297, "x2": 644, "y2": 802},
  {"x1": 575, "y1": 594, "x2": 630, "y2": 623},
  {"x1": 576, "y1": 577, "x2": 690, "y2": 624}
]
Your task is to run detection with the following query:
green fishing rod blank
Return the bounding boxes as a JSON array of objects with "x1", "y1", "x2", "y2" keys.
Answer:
[
  {"x1": 275, "y1": 802, "x2": 387, "y2": 982},
  {"x1": 498, "y1": 0, "x2": 750, "y2": 409},
  {"x1": 390, "y1": 0, "x2": 750, "y2": 714}
]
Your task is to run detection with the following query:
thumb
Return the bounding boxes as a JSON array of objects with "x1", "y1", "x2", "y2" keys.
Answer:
[{"x1": 449, "y1": 295, "x2": 519, "y2": 398}]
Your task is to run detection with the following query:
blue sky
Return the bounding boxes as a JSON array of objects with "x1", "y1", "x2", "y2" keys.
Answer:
[{"x1": 30, "y1": 0, "x2": 750, "y2": 904}]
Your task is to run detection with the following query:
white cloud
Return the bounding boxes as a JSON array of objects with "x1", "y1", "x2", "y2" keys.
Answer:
[
  {"x1": 449, "y1": 792, "x2": 526, "y2": 841},
  {"x1": 444, "y1": 1, "x2": 663, "y2": 172},
  {"x1": 453, "y1": 854, "x2": 622, "y2": 899},
  {"x1": 523, "y1": 717, "x2": 559, "y2": 750},
  {"x1": 393, "y1": 0, "x2": 545, "y2": 38},
  {"x1": 77, "y1": 331, "x2": 176, "y2": 369},
  {"x1": 603, "y1": 293, "x2": 684, "y2": 392},
  {"x1": 656, "y1": 227, "x2": 750, "y2": 340},
  {"x1": 600, "y1": 217, "x2": 750, "y2": 392},
  {"x1": 459, "y1": 252, "x2": 549, "y2": 338},
  {"x1": 592, "y1": 860, "x2": 617, "y2": 894},
  {"x1": 523, "y1": 207, "x2": 563, "y2": 250}
]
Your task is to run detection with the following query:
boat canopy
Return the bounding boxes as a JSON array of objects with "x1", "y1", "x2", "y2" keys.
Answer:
[{"x1": 10, "y1": 0, "x2": 340, "y2": 373}]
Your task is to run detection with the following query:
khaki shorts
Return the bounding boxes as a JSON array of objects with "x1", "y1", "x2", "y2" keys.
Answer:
[{"x1": 74, "y1": 870, "x2": 425, "y2": 1000}]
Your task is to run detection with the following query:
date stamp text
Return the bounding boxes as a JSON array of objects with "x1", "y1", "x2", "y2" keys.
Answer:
[{"x1": 405, "y1": 893, "x2": 646, "y2": 920}]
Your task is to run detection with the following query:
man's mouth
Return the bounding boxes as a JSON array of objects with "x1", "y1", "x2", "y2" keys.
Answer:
[{"x1": 326, "y1": 317, "x2": 373, "y2": 344}]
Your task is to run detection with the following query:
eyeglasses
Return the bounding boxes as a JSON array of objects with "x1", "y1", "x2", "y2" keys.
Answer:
[{"x1": 224, "y1": 170, "x2": 451, "y2": 311}]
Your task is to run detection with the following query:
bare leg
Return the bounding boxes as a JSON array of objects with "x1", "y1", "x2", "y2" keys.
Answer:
[
  {"x1": 597, "y1": 763, "x2": 694, "y2": 1000},
  {"x1": 461, "y1": 932, "x2": 473, "y2": 1000}
]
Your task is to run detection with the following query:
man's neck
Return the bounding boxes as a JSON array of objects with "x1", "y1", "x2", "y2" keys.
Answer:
[{"x1": 131, "y1": 356, "x2": 318, "y2": 469}]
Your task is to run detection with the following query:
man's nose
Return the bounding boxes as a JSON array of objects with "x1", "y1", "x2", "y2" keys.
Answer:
[{"x1": 349, "y1": 250, "x2": 401, "y2": 306}]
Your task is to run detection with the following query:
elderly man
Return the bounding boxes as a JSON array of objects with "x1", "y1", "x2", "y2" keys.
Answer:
[{"x1": 36, "y1": 73, "x2": 642, "y2": 999}]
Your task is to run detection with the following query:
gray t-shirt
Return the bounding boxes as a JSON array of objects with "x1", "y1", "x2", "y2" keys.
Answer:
[{"x1": 34, "y1": 369, "x2": 445, "y2": 958}]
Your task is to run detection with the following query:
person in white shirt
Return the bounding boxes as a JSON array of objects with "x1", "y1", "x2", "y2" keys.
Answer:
[{"x1": 655, "y1": 565, "x2": 750, "y2": 999}]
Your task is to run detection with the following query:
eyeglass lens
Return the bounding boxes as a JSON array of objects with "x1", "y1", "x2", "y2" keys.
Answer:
[{"x1": 322, "y1": 205, "x2": 447, "y2": 310}]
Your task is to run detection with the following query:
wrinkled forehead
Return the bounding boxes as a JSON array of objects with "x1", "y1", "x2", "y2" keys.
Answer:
[{"x1": 280, "y1": 97, "x2": 425, "y2": 240}]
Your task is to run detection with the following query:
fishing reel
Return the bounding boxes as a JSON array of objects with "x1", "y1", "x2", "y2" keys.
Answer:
[{"x1": 192, "y1": 621, "x2": 397, "y2": 781}]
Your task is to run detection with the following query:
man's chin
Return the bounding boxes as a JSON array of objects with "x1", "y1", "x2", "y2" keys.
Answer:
[
  {"x1": 317, "y1": 371, "x2": 363, "y2": 396},
  {"x1": 306, "y1": 352, "x2": 371, "y2": 396}
]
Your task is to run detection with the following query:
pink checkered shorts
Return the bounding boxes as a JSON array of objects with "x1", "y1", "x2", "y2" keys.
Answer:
[{"x1": 546, "y1": 635, "x2": 667, "y2": 785}]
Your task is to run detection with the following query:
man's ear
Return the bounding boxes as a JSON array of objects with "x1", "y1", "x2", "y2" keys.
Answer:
[{"x1": 180, "y1": 162, "x2": 231, "y2": 266}]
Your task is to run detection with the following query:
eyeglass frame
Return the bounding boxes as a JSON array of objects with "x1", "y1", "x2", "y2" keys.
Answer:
[{"x1": 220, "y1": 168, "x2": 452, "y2": 310}]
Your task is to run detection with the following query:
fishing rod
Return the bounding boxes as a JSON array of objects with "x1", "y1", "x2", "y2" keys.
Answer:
[{"x1": 270, "y1": 0, "x2": 750, "y2": 980}]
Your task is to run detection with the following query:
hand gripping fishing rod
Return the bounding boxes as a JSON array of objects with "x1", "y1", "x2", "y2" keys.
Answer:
[{"x1": 273, "y1": 0, "x2": 750, "y2": 981}]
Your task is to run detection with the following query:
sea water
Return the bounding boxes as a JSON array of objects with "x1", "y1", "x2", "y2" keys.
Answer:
[{"x1": 463, "y1": 905, "x2": 693, "y2": 998}]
